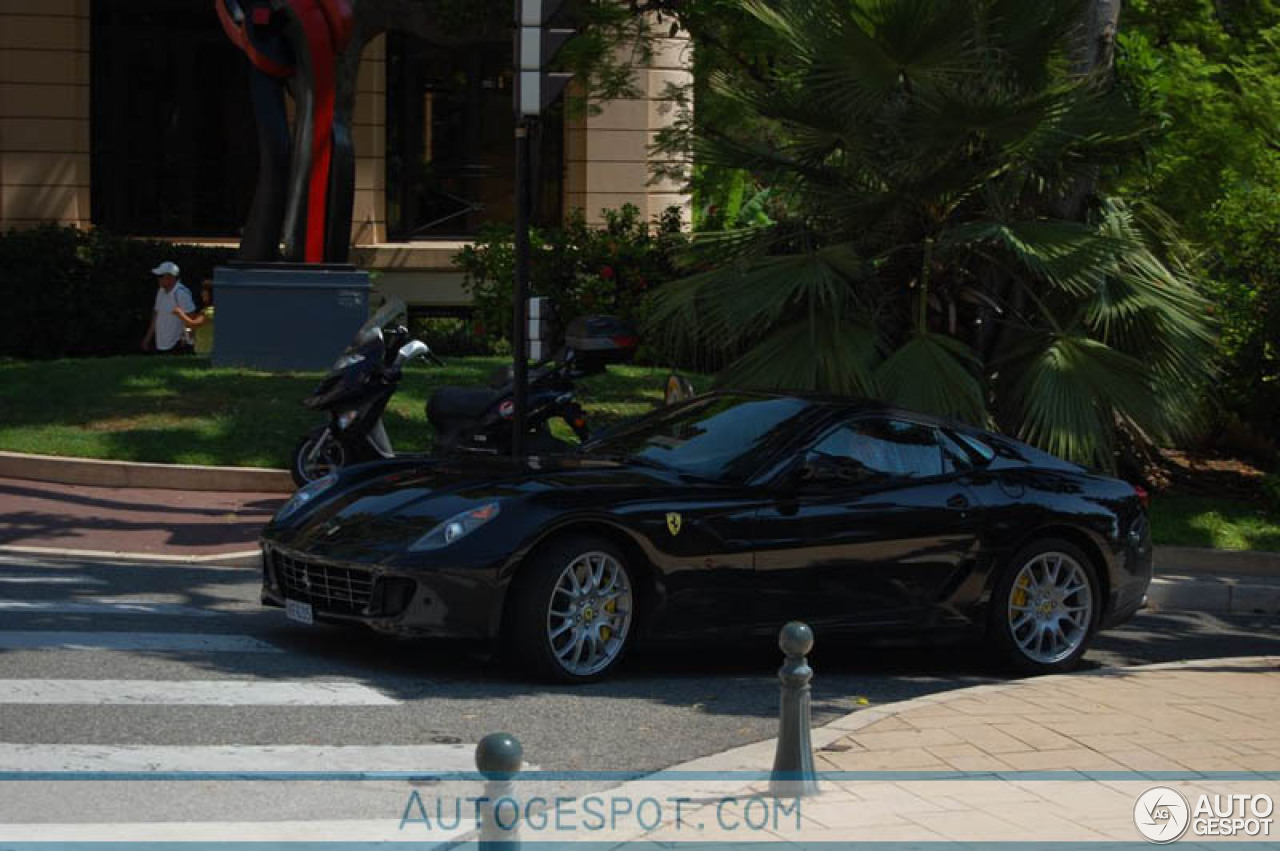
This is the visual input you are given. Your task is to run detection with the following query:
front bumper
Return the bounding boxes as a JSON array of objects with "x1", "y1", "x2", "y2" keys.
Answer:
[{"x1": 259, "y1": 543, "x2": 508, "y2": 639}]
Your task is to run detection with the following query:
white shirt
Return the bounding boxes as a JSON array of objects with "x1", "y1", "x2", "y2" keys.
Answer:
[{"x1": 154, "y1": 282, "x2": 196, "y2": 351}]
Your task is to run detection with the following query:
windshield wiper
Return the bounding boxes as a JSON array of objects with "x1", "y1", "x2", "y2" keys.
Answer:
[{"x1": 584, "y1": 451, "x2": 670, "y2": 471}]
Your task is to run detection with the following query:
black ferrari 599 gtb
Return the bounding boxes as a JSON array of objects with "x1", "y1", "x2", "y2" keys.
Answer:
[{"x1": 261, "y1": 392, "x2": 1152, "y2": 682}]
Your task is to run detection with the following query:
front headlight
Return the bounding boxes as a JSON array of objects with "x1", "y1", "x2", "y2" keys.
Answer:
[
  {"x1": 336, "y1": 409, "x2": 360, "y2": 430},
  {"x1": 275, "y1": 473, "x2": 339, "y2": 522},
  {"x1": 409, "y1": 503, "x2": 500, "y2": 551}
]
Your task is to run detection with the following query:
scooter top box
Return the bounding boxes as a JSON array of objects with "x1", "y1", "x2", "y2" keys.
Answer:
[{"x1": 564, "y1": 315, "x2": 638, "y2": 373}]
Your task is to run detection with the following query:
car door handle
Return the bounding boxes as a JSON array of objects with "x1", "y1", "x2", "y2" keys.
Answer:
[{"x1": 947, "y1": 494, "x2": 970, "y2": 510}]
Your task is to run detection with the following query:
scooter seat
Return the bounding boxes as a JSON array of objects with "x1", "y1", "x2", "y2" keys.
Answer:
[{"x1": 427, "y1": 387, "x2": 501, "y2": 423}]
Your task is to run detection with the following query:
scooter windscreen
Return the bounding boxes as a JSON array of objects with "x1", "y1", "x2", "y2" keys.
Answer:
[{"x1": 332, "y1": 297, "x2": 408, "y2": 369}]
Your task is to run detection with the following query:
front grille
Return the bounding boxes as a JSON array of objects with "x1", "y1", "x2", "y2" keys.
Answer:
[{"x1": 273, "y1": 551, "x2": 374, "y2": 616}]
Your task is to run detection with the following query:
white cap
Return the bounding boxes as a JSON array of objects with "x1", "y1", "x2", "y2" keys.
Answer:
[{"x1": 151, "y1": 261, "x2": 180, "y2": 277}]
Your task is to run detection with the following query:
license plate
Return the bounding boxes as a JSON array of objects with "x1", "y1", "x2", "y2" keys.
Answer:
[{"x1": 285, "y1": 599, "x2": 314, "y2": 625}]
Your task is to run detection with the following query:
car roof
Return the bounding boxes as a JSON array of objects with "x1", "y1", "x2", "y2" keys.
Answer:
[{"x1": 708, "y1": 388, "x2": 971, "y2": 431}]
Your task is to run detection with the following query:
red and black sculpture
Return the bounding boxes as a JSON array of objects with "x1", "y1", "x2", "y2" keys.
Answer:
[{"x1": 217, "y1": 0, "x2": 355, "y2": 264}]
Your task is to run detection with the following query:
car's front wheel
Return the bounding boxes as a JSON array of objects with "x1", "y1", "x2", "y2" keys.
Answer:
[
  {"x1": 989, "y1": 538, "x2": 1100, "y2": 675},
  {"x1": 506, "y1": 536, "x2": 637, "y2": 683}
]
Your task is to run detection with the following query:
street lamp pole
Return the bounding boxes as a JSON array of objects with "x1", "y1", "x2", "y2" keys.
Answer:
[
  {"x1": 511, "y1": 118, "x2": 533, "y2": 458},
  {"x1": 512, "y1": 0, "x2": 573, "y2": 458}
]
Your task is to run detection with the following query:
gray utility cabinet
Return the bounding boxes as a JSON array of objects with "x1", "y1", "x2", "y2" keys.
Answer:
[{"x1": 212, "y1": 264, "x2": 371, "y2": 371}]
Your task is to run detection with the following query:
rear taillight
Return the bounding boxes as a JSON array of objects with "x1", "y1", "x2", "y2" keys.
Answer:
[
  {"x1": 610, "y1": 335, "x2": 638, "y2": 349},
  {"x1": 1133, "y1": 485, "x2": 1150, "y2": 511}
]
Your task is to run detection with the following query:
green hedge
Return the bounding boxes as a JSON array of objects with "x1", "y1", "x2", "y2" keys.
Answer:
[
  {"x1": 454, "y1": 205, "x2": 688, "y2": 360},
  {"x1": 0, "y1": 225, "x2": 235, "y2": 360}
]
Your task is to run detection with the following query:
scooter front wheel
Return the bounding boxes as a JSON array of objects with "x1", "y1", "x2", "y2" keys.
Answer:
[{"x1": 291, "y1": 426, "x2": 347, "y2": 487}]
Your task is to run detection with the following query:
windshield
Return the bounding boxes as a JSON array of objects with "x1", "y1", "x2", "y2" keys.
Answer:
[
  {"x1": 584, "y1": 395, "x2": 812, "y2": 481},
  {"x1": 332, "y1": 297, "x2": 406, "y2": 368},
  {"x1": 355, "y1": 296, "x2": 406, "y2": 344}
]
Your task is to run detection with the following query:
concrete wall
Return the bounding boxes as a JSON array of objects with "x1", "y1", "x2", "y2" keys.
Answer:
[
  {"x1": 0, "y1": 0, "x2": 91, "y2": 229},
  {"x1": 563, "y1": 25, "x2": 692, "y2": 227},
  {"x1": 350, "y1": 34, "x2": 387, "y2": 247}
]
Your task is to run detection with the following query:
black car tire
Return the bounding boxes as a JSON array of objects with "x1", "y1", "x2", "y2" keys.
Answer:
[
  {"x1": 505, "y1": 535, "x2": 637, "y2": 684},
  {"x1": 988, "y1": 537, "x2": 1101, "y2": 676},
  {"x1": 290, "y1": 426, "x2": 346, "y2": 487}
]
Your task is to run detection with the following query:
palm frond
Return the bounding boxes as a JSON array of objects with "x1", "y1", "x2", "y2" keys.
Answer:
[
  {"x1": 940, "y1": 219, "x2": 1128, "y2": 296},
  {"x1": 1002, "y1": 333, "x2": 1162, "y2": 470},
  {"x1": 717, "y1": 315, "x2": 880, "y2": 396},
  {"x1": 874, "y1": 332, "x2": 987, "y2": 424},
  {"x1": 647, "y1": 241, "x2": 871, "y2": 358}
]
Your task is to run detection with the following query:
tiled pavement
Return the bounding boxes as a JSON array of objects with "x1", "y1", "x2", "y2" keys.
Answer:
[
  {"x1": 817, "y1": 657, "x2": 1280, "y2": 775},
  {"x1": 599, "y1": 657, "x2": 1280, "y2": 844}
]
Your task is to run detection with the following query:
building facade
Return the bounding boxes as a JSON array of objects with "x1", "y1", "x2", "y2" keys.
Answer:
[{"x1": 0, "y1": 0, "x2": 690, "y2": 307}]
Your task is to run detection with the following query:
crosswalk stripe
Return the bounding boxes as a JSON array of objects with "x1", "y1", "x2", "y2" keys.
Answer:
[
  {"x1": 0, "y1": 820, "x2": 472, "y2": 843},
  {"x1": 0, "y1": 679, "x2": 397, "y2": 706},
  {"x1": 0, "y1": 599, "x2": 218, "y2": 617},
  {"x1": 0, "y1": 575, "x2": 107, "y2": 586},
  {"x1": 0, "y1": 631, "x2": 282, "y2": 652},
  {"x1": 0, "y1": 743, "x2": 475, "y2": 773}
]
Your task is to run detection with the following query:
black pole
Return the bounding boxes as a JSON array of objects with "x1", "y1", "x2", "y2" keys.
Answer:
[{"x1": 512, "y1": 119, "x2": 533, "y2": 457}]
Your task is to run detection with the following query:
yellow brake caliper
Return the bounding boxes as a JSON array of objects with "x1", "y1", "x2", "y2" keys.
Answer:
[
  {"x1": 1012, "y1": 575, "x2": 1030, "y2": 609},
  {"x1": 601, "y1": 599, "x2": 617, "y2": 641}
]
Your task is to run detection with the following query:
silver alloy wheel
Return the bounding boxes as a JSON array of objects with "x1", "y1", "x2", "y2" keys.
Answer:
[
  {"x1": 1006, "y1": 551, "x2": 1093, "y2": 665},
  {"x1": 546, "y1": 551, "x2": 633, "y2": 677},
  {"x1": 301, "y1": 433, "x2": 345, "y2": 482}
]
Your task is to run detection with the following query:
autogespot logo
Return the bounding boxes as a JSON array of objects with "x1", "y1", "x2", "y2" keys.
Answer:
[{"x1": 1134, "y1": 787, "x2": 1191, "y2": 844}]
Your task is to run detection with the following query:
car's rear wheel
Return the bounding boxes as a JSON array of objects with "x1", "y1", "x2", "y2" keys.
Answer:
[
  {"x1": 989, "y1": 538, "x2": 1100, "y2": 675},
  {"x1": 506, "y1": 536, "x2": 636, "y2": 683}
]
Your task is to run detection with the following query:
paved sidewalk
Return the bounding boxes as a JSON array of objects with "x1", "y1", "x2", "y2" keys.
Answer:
[
  {"x1": 0, "y1": 476, "x2": 283, "y2": 559},
  {"x1": 561, "y1": 657, "x2": 1280, "y2": 845}
]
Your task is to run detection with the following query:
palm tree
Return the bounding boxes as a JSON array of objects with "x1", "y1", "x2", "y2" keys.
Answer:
[{"x1": 647, "y1": 0, "x2": 1213, "y2": 471}]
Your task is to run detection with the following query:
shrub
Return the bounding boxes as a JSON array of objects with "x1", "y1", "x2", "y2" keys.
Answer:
[
  {"x1": 408, "y1": 316, "x2": 493, "y2": 357},
  {"x1": 454, "y1": 205, "x2": 687, "y2": 357},
  {"x1": 0, "y1": 225, "x2": 235, "y2": 360}
]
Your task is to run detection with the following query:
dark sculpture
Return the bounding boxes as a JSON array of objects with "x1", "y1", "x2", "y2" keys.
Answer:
[{"x1": 217, "y1": 0, "x2": 355, "y2": 264}]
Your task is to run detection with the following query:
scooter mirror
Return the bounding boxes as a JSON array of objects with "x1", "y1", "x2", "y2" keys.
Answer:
[{"x1": 394, "y1": 340, "x2": 430, "y2": 368}]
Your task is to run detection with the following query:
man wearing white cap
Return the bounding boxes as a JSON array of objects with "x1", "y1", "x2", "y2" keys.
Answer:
[{"x1": 142, "y1": 262, "x2": 197, "y2": 353}]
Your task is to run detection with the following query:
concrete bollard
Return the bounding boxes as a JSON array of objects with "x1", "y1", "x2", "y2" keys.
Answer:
[
  {"x1": 475, "y1": 732, "x2": 523, "y2": 849},
  {"x1": 770, "y1": 621, "x2": 820, "y2": 798}
]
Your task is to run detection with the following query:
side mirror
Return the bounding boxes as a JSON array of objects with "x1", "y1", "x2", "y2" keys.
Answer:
[{"x1": 394, "y1": 340, "x2": 430, "y2": 368}]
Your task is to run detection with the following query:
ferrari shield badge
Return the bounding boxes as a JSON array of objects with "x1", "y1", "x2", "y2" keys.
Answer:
[{"x1": 666, "y1": 512, "x2": 683, "y2": 536}]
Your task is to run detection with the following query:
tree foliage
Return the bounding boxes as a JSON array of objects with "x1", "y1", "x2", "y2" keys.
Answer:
[
  {"x1": 645, "y1": 0, "x2": 1214, "y2": 472},
  {"x1": 1114, "y1": 0, "x2": 1280, "y2": 440}
]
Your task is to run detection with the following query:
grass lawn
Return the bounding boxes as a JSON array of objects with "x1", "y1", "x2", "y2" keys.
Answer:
[
  {"x1": 1149, "y1": 494, "x2": 1280, "y2": 552},
  {"x1": 0, "y1": 355, "x2": 703, "y2": 470},
  {"x1": 3, "y1": 356, "x2": 1276, "y2": 552}
]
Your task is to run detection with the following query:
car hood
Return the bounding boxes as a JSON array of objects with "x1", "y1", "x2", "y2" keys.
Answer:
[{"x1": 264, "y1": 454, "x2": 683, "y2": 560}]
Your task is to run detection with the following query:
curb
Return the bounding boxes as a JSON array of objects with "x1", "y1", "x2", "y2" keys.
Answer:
[
  {"x1": 1148, "y1": 573, "x2": 1280, "y2": 615},
  {"x1": 0, "y1": 451, "x2": 294, "y2": 494},
  {"x1": 0, "y1": 544, "x2": 261, "y2": 568},
  {"x1": 1157, "y1": 545, "x2": 1280, "y2": 578}
]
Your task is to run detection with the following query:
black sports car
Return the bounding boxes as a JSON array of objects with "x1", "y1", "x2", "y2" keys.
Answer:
[{"x1": 260, "y1": 392, "x2": 1152, "y2": 682}]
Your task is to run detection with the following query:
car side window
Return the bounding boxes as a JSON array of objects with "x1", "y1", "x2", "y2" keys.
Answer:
[{"x1": 809, "y1": 418, "x2": 946, "y2": 481}]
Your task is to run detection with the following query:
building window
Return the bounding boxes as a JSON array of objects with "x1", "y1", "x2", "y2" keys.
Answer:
[
  {"x1": 91, "y1": 0, "x2": 256, "y2": 237},
  {"x1": 385, "y1": 33, "x2": 563, "y2": 240}
]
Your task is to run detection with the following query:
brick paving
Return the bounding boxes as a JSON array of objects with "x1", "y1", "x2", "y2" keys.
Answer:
[
  {"x1": 0, "y1": 476, "x2": 282, "y2": 557},
  {"x1": 606, "y1": 657, "x2": 1280, "y2": 844}
]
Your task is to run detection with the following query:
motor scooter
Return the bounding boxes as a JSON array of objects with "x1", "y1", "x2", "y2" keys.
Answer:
[{"x1": 290, "y1": 302, "x2": 637, "y2": 485}]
